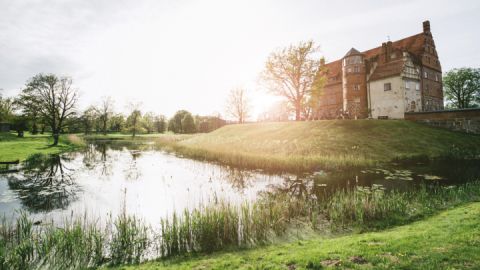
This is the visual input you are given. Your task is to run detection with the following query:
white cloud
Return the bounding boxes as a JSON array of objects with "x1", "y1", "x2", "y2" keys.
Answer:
[{"x1": 1, "y1": 0, "x2": 479, "y2": 118}]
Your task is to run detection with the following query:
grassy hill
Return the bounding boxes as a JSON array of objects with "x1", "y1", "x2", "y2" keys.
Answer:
[
  {"x1": 113, "y1": 202, "x2": 480, "y2": 270},
  {"x1": 162, "y1": 120, "x2": 480, "y2": 173}
]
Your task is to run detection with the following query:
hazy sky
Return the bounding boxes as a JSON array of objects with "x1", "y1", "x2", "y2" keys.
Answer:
[{"x1": 1, "y1": 0, "x2": 479, "y2": 118}]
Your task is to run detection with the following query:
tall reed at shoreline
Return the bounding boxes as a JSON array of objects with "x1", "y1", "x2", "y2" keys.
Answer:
[{"x1": 1, "y1": 181, "x2": 479, "y2": 269}]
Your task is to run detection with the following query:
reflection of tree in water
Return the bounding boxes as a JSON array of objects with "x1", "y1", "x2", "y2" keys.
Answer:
[
  {"x1": 83, "y1": 140, "x2": 150, "y2": 181},
  {"x1": 6, "y1": 155, "x2": 80, "y2": 212},
  {"x1": 221, "y1": 168, "x2": 254, "y2": 192},
  {"x1": 262, "y1": 174, "x2": 342, "y2": 204},
  {"x1": 268, "y1": 174, "x2": 314, "y2": 199},
  {"x1": 82, "y1": 142, "x2": 112, "y2": 176},
  {"x1": 123, "y1": 150, "x2": 142, "y2": 181}
]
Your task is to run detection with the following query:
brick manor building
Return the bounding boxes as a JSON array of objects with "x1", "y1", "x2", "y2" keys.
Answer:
[{"x1": 317, "y1": 20, "x2": 443, "y2": 119}]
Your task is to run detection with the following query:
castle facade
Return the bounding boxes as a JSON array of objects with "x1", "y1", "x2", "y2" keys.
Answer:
[{"x1": 317, "y1": 21, "x2": 443, "y2": 119}]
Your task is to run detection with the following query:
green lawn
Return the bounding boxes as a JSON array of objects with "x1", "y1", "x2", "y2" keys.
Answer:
[
  {"x1": 160, "y1": 120, "x2": 480, "y2": 172},
  {"x1": 113, "y1": 202, "x2": 480, "y2": 270},
  {"x1": 0, "y1": 132, "x2": 82, "y2": 161}
]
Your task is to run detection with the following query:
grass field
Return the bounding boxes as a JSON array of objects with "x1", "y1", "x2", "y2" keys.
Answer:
[
  {"x1": 0, "y1": 132, "x2": 83, "y2": 161},
  {"x1": 113, "y1": 202, "x2": 480, "y2": 270},
  {"x1": 156, "y1": 120, "x2": 480, "y2": 173}
]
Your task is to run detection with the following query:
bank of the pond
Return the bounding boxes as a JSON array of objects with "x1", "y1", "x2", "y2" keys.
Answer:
[
  {"x1": 1, "y1": 181, "x2": 479, "y2": 269},
  {"x1": 114, "y1": 202, "x2": 480, "y2": 270},
  {"x1": 0, "y1": 132, "x2": 84, "y2": 161},
  {"x1": 156, "y1": 120, "x2": 480, "y2": 173}
]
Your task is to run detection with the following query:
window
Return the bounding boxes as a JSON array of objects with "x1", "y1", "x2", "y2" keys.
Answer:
[
  {"x1": 390, "y1": 52, "x2": 396, "y2": 59},
  {"x1": 354, "y1": 66, "x2": 360, "y2": 73},
  {"x1": 353, "y1": 84, "x2": 360, "y2": 91},
  {"x1": 435, "y1": 74, "x2": 439, "y2": 82},
  {"x1": 424, "y1": 71, "x2": 428, "y2": 78},
  {"x1": 384, "y1": 83, "x2": 391, "y2": 91},
  {"x1": 347, "y1": 67, "x2": 352, "y2": 73},
  {"x1": 405, "y1": 81, "x2": 410, "y2": 89},
  {"x1": 415, "y1": 82, "x2": 420, "y2": 91}
]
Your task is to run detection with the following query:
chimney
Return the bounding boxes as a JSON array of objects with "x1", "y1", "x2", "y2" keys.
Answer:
[
  {"x1": 320, "y1": 57, "x2": 325, "y2": 66},
  {"x1": 423, "y1": 20, "x2": 430, "y2": 33},
  {"x1": 382, "y1": 42, "x2": 387, "y2": 53},
  {"x1": 382, "y1": 42, "x2": 393, "y2": 62}
]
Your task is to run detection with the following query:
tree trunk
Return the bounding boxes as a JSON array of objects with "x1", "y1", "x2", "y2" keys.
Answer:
[
  {"x1": 103, "y1": 120, "x2": 107, "y2": 135},
  {"x1": 295, "y1": 107, "x2": 301, "y2": 121},
  {"x1": 32, "y1": 121, "x2": 38, "y2": 135},
  {"x1": 52, "y1": 133, "x2": 59, "y2": 146}
]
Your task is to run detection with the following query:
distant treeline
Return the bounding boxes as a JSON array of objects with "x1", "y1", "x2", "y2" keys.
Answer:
[{"x1": 1, "y1": 77, "x2": 226, "y2": 137}]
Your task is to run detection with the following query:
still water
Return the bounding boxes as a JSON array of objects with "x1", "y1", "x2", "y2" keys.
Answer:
[{"x1": 1, "y1": 140, "x2": 479, "y2": 225}]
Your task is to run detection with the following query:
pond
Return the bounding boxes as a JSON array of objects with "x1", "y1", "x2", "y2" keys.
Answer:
[{"x1": 1, "y1": 139, "x2": 480, "y2": 225}]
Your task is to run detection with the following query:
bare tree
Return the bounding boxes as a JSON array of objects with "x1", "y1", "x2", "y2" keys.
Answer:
[
  {"x1": 97, "y1": 96, "x2": 114, "y2": 135},
  {"x1": 261, "y1": 40, "x2": 321, "y2": 121},
  {"x1": 20, "y1": 74, "x2": 78, "y2": 145},
  {"x1": 225, "y1": 88, "x2": 250, "y2": 123}
]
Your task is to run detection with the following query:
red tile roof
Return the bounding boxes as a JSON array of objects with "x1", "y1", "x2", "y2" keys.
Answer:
[
  {"x1": 322, "y1": 59, "x2": 342, "y2": 82},
  {"x1": 362, "y1": 33, "x2": 425, "y2": 59},
  {"x1": 322, "y1": 32, "x2": 426, "y2": 81},
  {"x1": 369, "y1": 59, "x2": 405, "y2": 81}
]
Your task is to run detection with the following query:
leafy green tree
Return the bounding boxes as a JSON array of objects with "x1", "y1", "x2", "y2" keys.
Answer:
[
  {"x1": 154, "y1": 115, "x2": 167, "y2": 133},
  {"x1": 169, "y1": 110, "x2": 191, "y2": 133},
  {"x1": 0, "y1": 92, "x2": 15, "y2": 123},
  {"x1": 126, "y1": 102, "x2": 142, "y2": 137},
  {"x1": 81, "y1": 106, "x2": 98, "y2": 134},
  {"x1": 12, "y1": 115, "x2": 28, "y2": 137},
  {"x1": 15, "y1": 89, "x2": 43, "y2": 134},
  {"x1": 143, "y1": 112, "x2": 156, "y2": 133},
  {"x1": 181, "y1": 113, "x2": 196, "y2": 134},
  {"x1": 261, "y1": 40, "x2": 321, "y2": 121},
  {"x1": 110, "y1": 114, "x2": 126, "y2": 132},
  {"x1": 443, "y1": 68, "x2": 480, "y2": 108},
  {"x1": 126, "y1": 110, "x2": 142, "y2": 137},
  {"x1": 195, "y1": 115, "x2": 226, "y2": 133},
  {"x1": 167, "y1": 118, "x2": 175, "y2": 133}
]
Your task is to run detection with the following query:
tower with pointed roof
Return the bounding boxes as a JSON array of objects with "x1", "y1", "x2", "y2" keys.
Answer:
[{"x1": 341, "y1": 48, "x2": 368, "y2": 118}]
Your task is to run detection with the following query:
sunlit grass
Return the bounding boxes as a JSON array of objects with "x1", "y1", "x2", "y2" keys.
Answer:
[
  {"x1": 154, "y1": 120, "x2": 480, "y2": 173},
  {"x1": 113, "y1": 202, "x2": 480, "y2": 270},
  {"x1": 0, "y1": 132, "x2": 84, "y2": 161}
]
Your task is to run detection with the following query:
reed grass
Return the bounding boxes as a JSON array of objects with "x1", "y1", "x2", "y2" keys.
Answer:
[
  {"x1": 1, "y1": 181, "x2": 479, "y2": 269},
  {"x1": 325, "y1": 182, "x2": 480, "y2": 228}
]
